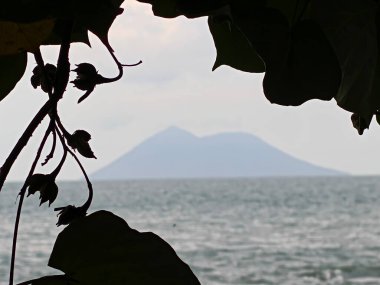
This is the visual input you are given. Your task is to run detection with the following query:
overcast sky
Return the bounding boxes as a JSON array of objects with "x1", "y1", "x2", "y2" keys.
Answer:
[{"x1": 0, "y1": 0, "x2": 380, "y2": 181}]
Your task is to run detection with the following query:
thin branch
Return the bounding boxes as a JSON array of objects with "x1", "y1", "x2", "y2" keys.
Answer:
[
  {"x1": 51, "y1": 130, "x2": 67, "y2": 179},
  {"x1": 0, "y1": 100, "x2": 53, "y2": 191},
  {"x1": 9, "y1": 121, "x2": 52, "y2": 285},
  {"x1": 53, "y1": 20, "x2": 74, "y2": 100},
  {"x1": 56, "y1": 128, "x2": 93, "y2": 210},
  {"x1": 55, "y1": 111, "x2": 71, "y2": 138},
  {"x1": 34, "y1": 49, "x2": 54, "y2": 97}
]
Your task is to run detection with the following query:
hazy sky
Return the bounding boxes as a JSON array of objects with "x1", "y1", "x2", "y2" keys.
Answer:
[{"x1": 1, "y1": 0, "x2": 380, "y2": 181}]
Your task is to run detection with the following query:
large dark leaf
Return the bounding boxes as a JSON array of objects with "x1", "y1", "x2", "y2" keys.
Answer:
[
  {"x1": 267, "y1": 0, "x2": 311, "y2": 25},
  {"x1": 262, "y1": 20, "x2": 341, "y2": 106},
  {"x1": 0, "y1": 19, "x2": 55, "y2": 55},
  {"x1": 1, "y1": 0, "x2": 122, "y2": 47},
  {"x1": 0, "y1": 53, "x2": 27, "y2": 101},
  {"x1": 311, "y1": 0, "x2": 379, "y2": 123},
  {"x1": 137, "y1": 0, "x2": 228, "y2": 18},
  {"x1": 47, "y1": 211, "x2": 200, "y2": 285},
  {"x1": 0, "y1": 1, "x2": 54, "y2": 22},
  {"x1": 208, "y1": 16, "x2": 265, "y2": 73},
  {"x1": 30, "y1": 275, "x2": 76, "y2": 285},
  {"x1": 44, "y1": 20, "x2": 90, "y2": 46},
  {"x1": 233, "y1": 7, "x2": 341, "y2": 106},
  {"x1": 137, "y1": 0, "x2": 181, "y2": 18}
]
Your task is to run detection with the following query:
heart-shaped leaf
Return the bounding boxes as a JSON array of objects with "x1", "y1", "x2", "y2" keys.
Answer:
[
  {"x1": 311, "y1": 0, "x2": 379, "y2": 124},
  {"x1": 47, "y1": 211, "x2": 200, "y2": 285},
  {"x1": 233, "y1": 7, "x2": 341, "y2": 106}
]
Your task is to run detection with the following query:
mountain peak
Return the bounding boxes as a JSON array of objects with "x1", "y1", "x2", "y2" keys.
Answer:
[
  {"x1": 92, "y1": 128, "x2": 344, "y2": 180},
  {"x1": 149, "y1": 127, "x2": 196, "y2": 143},
  {"x1": 160, "y1": 126, "x2": 195, "y2": 137}
]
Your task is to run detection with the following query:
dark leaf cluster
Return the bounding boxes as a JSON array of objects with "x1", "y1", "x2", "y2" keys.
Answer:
[
  {"x1": 0, "y1": 0, "x2": 124, "y2": 101},
  {"x1": 139, "y1": 0, "x2": 380, "y2": 134}
]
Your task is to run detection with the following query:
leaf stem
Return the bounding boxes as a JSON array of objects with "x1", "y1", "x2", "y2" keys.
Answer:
[
  {"x1": 98, "y1": 44, "x2": 142, "y2": 84},
  {"x1": 9, "y1": 120, "x2": 52, "y2": 285},
  {"x1": 56, "y1": 128, "x2": 93, "y2": 210}
]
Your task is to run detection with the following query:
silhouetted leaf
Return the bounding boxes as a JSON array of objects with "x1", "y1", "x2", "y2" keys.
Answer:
[
  {"x1": 48, "y1": 211, "x2": 200, "y2": 285},
  {"x1": 351, "y1": 113, "x2": 370, "y2": 135},
  {"x1": 262, "y1": 19, "x2": 341, "y2": 106},
  {"x1": 44, "y1": 20, "x2": 90, "y2": 46},
  {"x1": 0, "y1": 19, "x2": 55, "y2": 55},
  {"x1": 376, "y1": 110, "x2": 380, "y2": 125},
  {"x1": 176, "y1": 0, "x2": 228, "y2": 18},
  {"x1": 267, "y1": 0, "x2": 311, "y2": 25},
  {"x1": 0, "y1": 53, "x2": 27, "y2": 101},
  {"x1": 1, "y1": 0, "x2": 122, "y2": 47},
  {"x1": 27, "y1": 174, "x2": 59, "y2": 206},
  {"x1": 311, "y1": 0, "x2": 379, "y2": 124},
  {"x1": 49, "y1": 0, "x2": 124, "y2": 47},
  {"x1": 137, "y1": 0, "x2": 228, "y2": 18},
  {"x1": 0, "y1": 1, "x2": 55, "y2": 22},
  {"x1": 29, "y1": 275, "x2": 76, "y2": 285},
  {"x1": 233, "y1": 7, "x2": 341, "y2": 106},
  {"x1": 208, "y1": 15, "x2": 265, "y2": 73}
]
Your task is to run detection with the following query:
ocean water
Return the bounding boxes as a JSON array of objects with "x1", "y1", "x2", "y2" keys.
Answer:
[{"x1": 1, "y1": 177, "x2": 380, "y2": 284}]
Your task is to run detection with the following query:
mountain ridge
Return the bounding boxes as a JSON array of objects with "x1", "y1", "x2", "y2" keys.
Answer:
[{"x1": 92, "y1": 127, "x2": 345, "y2": 180}]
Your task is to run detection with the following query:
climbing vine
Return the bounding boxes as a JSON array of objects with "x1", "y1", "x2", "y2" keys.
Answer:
[{"x1": 1, "y1": 0, "x2": 379, "y2": 284}]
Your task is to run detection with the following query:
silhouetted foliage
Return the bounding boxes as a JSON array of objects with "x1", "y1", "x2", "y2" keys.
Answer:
[
  {"x1": 140, "y1": 0, "x2": 380, "y2": 134},
  {"x1": 1, "y1": 1, "x2": 379, "y2": 284}
]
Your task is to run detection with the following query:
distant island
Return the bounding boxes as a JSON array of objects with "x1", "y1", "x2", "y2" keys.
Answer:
[{"x1": 92, "y1": 127, "x2": 345, "y2": 180}]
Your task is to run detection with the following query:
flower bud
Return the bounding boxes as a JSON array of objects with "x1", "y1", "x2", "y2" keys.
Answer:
[
  {"x1": 71, "y1": 63, "x2": 102, "y2": 103},
  {"x1": 67, "y1": 130, "x2": 96, "y2": 159},
  {"x1": 27, "y1": 173, "x2": 58, "y2": 206},
  {"x1": 55, "y1": 205, "x2": 87, "y2": 226},
  {"x1": 30, "y1": 64, "x2": 56, "y2": 93}
]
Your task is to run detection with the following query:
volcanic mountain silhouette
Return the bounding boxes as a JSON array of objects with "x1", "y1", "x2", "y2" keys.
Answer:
[{"x1": 92, "y1": 127, "x2": 344, "y2": 180}]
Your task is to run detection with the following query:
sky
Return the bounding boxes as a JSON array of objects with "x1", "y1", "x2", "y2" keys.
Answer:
[{"x1": 0, "y1": 0, "x2": 380, "y2": 181}]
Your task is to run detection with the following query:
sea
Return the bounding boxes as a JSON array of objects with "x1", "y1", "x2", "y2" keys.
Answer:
[{"x1": 1, "y1": 176, "x2": 380, "y2": 285}]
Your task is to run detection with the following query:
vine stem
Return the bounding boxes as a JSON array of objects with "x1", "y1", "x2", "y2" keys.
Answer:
[
  {"x1": 0, "y1": 100, "x2": 53, "y2": 191},
  {"x1": 9, "y1": 121, "x2": 53, "y2": 285},
  {"x1": 0, "y1": 20, "x2": 73, "y2": 193},
  {"x1": 55, "y1": 128, "x2": 93, "y2": 210},
  {"x1": 67, "y1": 147, "x2": 93, "y2": 210}
]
